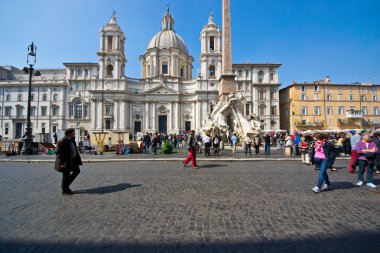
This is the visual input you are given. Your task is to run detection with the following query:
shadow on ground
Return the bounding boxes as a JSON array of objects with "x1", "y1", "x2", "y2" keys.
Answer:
[
  {"x1": 0, "y1": 230, "x2": 379, "y2": 253},
  {"x1": 74, "y1": 183, "x2": 141, "y2": 195}
]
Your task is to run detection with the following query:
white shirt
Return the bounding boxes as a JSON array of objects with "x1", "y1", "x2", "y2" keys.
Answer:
[{"x1": 203, "y1": 136, "x2": 211, "y2": 144}]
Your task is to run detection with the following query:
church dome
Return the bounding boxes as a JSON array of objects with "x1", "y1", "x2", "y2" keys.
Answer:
[
  {"x1": 147, "y1": 29, "x2": 188, "y2": 54},
  {"x1": 146, "y1": 7, "x2": 188, "y2": 54}
]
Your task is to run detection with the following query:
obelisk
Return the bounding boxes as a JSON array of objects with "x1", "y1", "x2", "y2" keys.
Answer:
[{"x1": 219, "y1": 0, "x2": 236, "y2": 99}]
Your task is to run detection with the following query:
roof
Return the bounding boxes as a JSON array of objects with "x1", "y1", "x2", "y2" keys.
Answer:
[
  {"x1": 147, "y1": 29, "x2": 188, "y2": 54},
  {"x1": 232, "y1": 63, "x2": 282, "y2": 68}
]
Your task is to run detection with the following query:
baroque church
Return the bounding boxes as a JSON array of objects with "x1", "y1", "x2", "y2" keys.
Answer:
[{"x1": 0, "y1": 8, "x2": 281, "y2": 142}]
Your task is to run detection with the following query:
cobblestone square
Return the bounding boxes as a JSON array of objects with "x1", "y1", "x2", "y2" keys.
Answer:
[{"x1": 0, "y1": 160, "x2": 379, "y2": 252}]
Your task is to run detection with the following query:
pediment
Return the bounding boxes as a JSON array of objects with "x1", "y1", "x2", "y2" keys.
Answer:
[{"x1": 144, "y1": 84, "x2": 179, "y2": 95}]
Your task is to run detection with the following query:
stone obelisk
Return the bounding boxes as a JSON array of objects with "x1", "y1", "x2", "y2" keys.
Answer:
[{"x1": 219, "y1": 0, "x2": 236, "y2": 99}]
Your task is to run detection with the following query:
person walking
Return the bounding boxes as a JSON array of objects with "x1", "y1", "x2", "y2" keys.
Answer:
[
  {"x1": 254, "y1": 134, "x2": 261, "y2": 155},
  {"x1": 342, "y1": 133, "x2": 352, "y2": 156},
  {"x1": 183, "y1": 130, "x2": 199, "y2": 169},
  {"x1": 245, "y1": 135, "x2": 252, "y2": 156},
  {"x1": 355, "y1": 134, "x2": 378, "y2": 188},
  {"x1": 310, "y1": 133, "x2": 334, "y2": 193},
  {"x1": 292, "y1": 132, "x2": 301, "y2": 155},
  {"x1": 53, "y1": 132, "x2": 58, "y2": 145},
  {"x1": 264, "y1": 134, "x2": 271, "y2": 155},
  {"x1": 299, "y1": 136, "x2": 310, "y2": 165},
  {"x1": 231, "y1": 133, "x2": 238, "y2": 154},
  {"x1": 54, "y1": 129, "x2": 83, "y2": 195},
  {"x1": 371, "y1": 132, "x2": 380, "y2": 174},
  {"x1": 203, "y1": 133, "x2": 211, "y2": 157},
  {"x1": 143, "y1": 132, "x2": 151, "y2": 154},
  {"x1": 151, "y1": 133, "x2": 159, "y2": 155},
  {"x1": 349, "y1": 131, "x2": 361, "y2": 173}
]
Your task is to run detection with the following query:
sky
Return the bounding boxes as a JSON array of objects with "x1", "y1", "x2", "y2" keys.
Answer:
[{"x1": 0, "y1": 0, "x2": 379, "y2": 87}]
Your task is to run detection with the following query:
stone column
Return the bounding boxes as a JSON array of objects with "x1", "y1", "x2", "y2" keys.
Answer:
[
  {"x1": 196, "y1": 100, "x2": 201, "y2": 130},
  {"x1": 91, "y1": 100, "x2": 97, "y2": 130},
  {"x1": 192, "y1": 101, "x2": 196, "y2": 130},
  {"x1": 97, "y1": 101, "x2": 103, "y2": 131},
  {"x1": 152, "y1": 101, "x2": 156, "y2": 131},
  {"x1": 129, "y1": 102, "x2": 133, "y2": 131},
  {"x1": 120, "y1": 100, "x2": 126, "y2": 131},
  {"x1": 145, "y1": 102, "x2": 150, "y2": 130},
  {"x1": 175, "y1": 102, "x2": 179, "y2": 130}
]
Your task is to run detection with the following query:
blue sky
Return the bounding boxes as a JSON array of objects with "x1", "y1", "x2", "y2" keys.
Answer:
[{"x1": 0, "y1": 0, "x2": 379, "y2": 86}]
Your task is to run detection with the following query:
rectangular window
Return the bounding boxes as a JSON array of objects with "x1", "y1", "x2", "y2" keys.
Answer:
[
  {"x1": 5, "y1": 123, "x2": 9, "y2": 135},
  {"x1": 41, "y1": 106, "x2": 47, "y2": 116},
  {"x1": 260, "y1": 107, "x2": 265, "y2": 115},
  {"x1": 70, "y1": 105, "x2": 74, "y2": 117},
  {"x1": 326, "y1": 106, "x2": 333, "y2": 115},
  {"x1": 349, "y1": 95, "x2": 353, "y2": 101},
  {"x1": 301, "y1": 86, "x2": 306, "y2": 92},
  {"x1": 314, "y1": 106, "x2": 321, "y2": 115},
  {"x1": 349, "y1": 86, "x2": 353, "y2": 93},
  {"x1": 5, "y1": 107, "x2": 11, "y2": 117},
  {"x1": 301, "y1": 107, "x2": 308, "y2": 115},
  {"x1": 83, "y1": 105, "x2": 88, "y2": 117},
  {"x1": 271, "y1": 106, "x2": 277, "y2": 115},
  {"x1": 361, "y1": 95, "x2": 366, "y2": 101},
  {"x1": 361, "y1": 107, "x2": 367, "y2": 115},
  {"x1": 209, "y1": 36, "x2": 214, "y2": 51},
  {"x1": 326, "y1": 86, "x2": 330, "y2": 92},
  {"x1": 314, "y1": 94, "x2": 319, "y2": 100},
  {"x1": 373, "y1": 95, "x2": 377, "y2": 101},
  {"x1": 372, "y1": 86, "x2": 377, "y2": 93},
  {"x1": 162, "y1": 63, "x2": 168, "y2": 75},
  {"x1": 269, "y1": 73, "x2": 274, "y2": 81},
  {"x1": 30, "y1": 107, "x2": 36, "y2": 117},
  {"x1": 180, "y1": 67, "x2": 184, "y2": 77},
  {"x1": 76, "y1": 82, "x2": 82, "y2": 91},
  {"x1": 337, "y1": 86, "x2": 341, "y2": 92},
  {"x1": 41, "y1": 123, "x2": 46, "y2": 134},
  {"x1": 52, "y1": 107, "x2": 58, "y2": 117},
  {"x1": 301, "y1": 94, "x2": 307, "y2": 100},
  {"x1": 16, "y1": 107, "x2": 23, "y2": 118},
  {"x1": 245, "y1": 104, "x2": 250, "y2": 115},
  {"x1": 338, "y1": 106, "x2": 344, "y2": 115},
  {"x1": 245, "y1": 70, "x2": 249, "y2": 78},
  {"x1": 314, "y1": 85, "x2": 319, "y2": 92},
  {"x1": 374, "y1": 107, "x2": 379, "y2": 116},
  {"x1": 338, "y1": 94, "x2": 342, "y2": 101},
  {"x1": 327, "y1": 94, "x2": 332, "y2": 101},
  {"x1": 105, "y1": 104, "x2": 112, "y2": 115}
]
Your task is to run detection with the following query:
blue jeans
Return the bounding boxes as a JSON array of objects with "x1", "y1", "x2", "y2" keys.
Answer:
[
  {"x1": 151, "y1": 146, "x2": 157, "y2": 155},
  {"x1": 314, "y1": 158, "x2": 330, "y2": 188},
  {"x1": 265, "y1": 144, "x2": 270, "y2": 154},
  {"x1": 358, "y1": 159, "x2": 374, "y2": 183}
]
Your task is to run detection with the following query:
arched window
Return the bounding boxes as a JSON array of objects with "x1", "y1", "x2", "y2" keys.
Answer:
[
  {"x1": 106, "y1": 65, "x2": 113, "y2": 77},
  {"x1": 52, "y1": 106, "x2": 59, "y2": 117},
  {"x1": 259, "y1": 89, "x2": 266, "y2": 100},
  {"x1": 258, "y1": 71, "x2": 264, "y2": 83},
  {"x1": 208, "y1": 65, "x2": 215, "y2": 77}
]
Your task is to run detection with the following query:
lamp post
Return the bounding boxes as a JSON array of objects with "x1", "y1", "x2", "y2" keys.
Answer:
[{"x1": 21, "y1": 42, "x2": 41, "y2": 155}]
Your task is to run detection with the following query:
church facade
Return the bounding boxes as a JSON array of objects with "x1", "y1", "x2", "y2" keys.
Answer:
[{"x1": 0, "y1": 9, "x2": 281, "y2": 142}]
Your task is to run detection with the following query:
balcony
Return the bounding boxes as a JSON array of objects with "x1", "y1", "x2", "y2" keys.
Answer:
[
  {"x1": 294, "y1": 121, "x2": 324, "y2": 127},
  {"x1": 337, "y1": 119, "x2": 360, "y2": 126},
  {"x1": 346, "y1": 110, "x2": 363, "y2": 119}
]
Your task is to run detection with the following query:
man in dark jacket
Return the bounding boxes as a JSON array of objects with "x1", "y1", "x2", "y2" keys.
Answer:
[
  {"x1": 370, "y1": 132, "x2": 380, "y2": 174},
  {"x1": 55, "y1": 129, "x2": 83, "y2": 195}
]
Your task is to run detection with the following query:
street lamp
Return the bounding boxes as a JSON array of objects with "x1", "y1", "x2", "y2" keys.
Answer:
[{"x1": 21, "y1": 42, "x2": 41, "y2": 155}]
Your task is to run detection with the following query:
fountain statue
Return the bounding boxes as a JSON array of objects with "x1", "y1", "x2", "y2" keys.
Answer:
[{"x1": 201, "y1": 92, "x2": 261, "y2": 139}]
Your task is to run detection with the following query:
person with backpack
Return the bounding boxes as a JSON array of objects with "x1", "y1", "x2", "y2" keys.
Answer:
[
  {"x1": 254, "y1": 134, "x2": 261, "y2": 155},
  {"x1": 245, "y1": 134, "x2": 252, "y2": 156},
  {"x1": 310, "y1": 133, "x2": 334, "y2": 193},
  {"x1": 212, "y1": 133, "x2": 220, "y2": 156},
  {"x1": 355, "y1": 133, "x2": 378, "y2": 188},
  {"x1": 183, "y1": 130, "x2": 199, "y2": 169}
]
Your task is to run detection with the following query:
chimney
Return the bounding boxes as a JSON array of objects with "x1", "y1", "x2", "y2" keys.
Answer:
[{"x1": 325, "y1": 75, "x2": 330, "y2": 84}]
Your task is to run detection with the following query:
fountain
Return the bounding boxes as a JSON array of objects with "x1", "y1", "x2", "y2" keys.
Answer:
[{"x1": 201, "y1": 92, "x2": 261, "y2": 139}]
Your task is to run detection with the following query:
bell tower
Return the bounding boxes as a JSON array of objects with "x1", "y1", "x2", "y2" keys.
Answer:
[
  {"x1": 200, "y1": 12, "x2": 222, "y2": 80},
  {"x1": 97, "y1": 11, "x2": 127, "y2": 79}
]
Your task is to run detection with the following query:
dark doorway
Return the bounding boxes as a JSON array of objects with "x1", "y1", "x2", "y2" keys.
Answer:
[
  {"x1": 134, "y1": 121, "x2": 141, "y2": 133},
  {"x1": 185, "y1": 121, "x2": 191, "y2": 132},
  {"x1": 15, "y1": 123, "x2": 23, "y2": 138},
  {"x1": 159, "y1": 115, "x2": 167, "y2": 133}
]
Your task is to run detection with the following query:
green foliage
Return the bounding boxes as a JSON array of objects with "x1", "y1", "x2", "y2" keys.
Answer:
[{"x1": 161, "y1": 140, "x2": 173, "y2": 154}]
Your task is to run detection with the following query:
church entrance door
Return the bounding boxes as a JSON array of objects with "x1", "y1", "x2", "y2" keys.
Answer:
[{"x1": 158, "y1": 115, "x2": 167, "y2": 133}]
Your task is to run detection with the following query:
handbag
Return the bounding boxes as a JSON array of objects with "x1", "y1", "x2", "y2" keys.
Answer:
[{"x1": 364, "y1": 152, "x2": 376, "y2": 160}]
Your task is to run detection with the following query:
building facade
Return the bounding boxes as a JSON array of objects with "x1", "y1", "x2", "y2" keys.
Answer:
[
  {"x1": 280, "y1": 76, "x2": 380, "y2": 132},
  {"x1": 0, "y1": 9, "x2": 281, "y2": 142}
]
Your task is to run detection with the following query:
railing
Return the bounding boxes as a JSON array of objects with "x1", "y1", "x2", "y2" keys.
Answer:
[
  {"x1": 294, "y1": 121, "x2": 324, "y2": 127},
  {"x1": 346, "y1": 110, "x2": 363, "y2": 119}
]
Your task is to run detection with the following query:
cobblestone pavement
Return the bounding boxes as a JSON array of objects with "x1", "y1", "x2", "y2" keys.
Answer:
[{"x1": 0, "y1": 160, "x2": 379, "y2": 253}]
